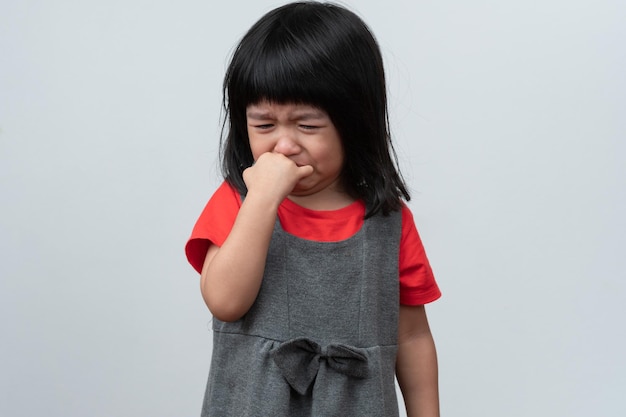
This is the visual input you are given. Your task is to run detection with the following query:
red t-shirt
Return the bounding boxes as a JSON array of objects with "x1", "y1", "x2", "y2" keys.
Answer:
[{"x1": 185, "y1": 182, "x2": 441, "y2": 305}]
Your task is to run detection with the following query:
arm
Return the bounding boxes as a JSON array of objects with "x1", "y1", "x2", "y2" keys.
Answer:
[
  {"x1": 200, "y1": 152, "x2": 313, "y2": 322},
  {"x1": 396, "y1": 304, "x2": 440, "y2": 417}
]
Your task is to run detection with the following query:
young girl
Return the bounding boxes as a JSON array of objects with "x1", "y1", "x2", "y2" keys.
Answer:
[{"x1": 185, "y1": 2, "x2": 441, "y2": 416}]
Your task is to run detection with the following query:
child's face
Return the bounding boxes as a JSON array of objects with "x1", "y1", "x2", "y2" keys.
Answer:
[{"x1": 246, "y1": 100, "x2": 346, "y2": 203}]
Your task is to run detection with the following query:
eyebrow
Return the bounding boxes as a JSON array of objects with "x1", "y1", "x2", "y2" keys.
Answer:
[
  {"x1": 246, "y1": 111, "x2": 273, "y2": 120},
  {"x1": 246, "y1": 109, "x2": 327, "y2": 121}
]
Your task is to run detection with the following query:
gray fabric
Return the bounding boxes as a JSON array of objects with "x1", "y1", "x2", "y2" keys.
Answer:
[
  {"x1": 202, "y1": 210, "x2": 402, "y2": 416},
  {"x1": 271, "y1": 337, "x2": 370, "y2": 395}
]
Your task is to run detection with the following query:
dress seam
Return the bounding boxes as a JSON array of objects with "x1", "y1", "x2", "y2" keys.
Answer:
[{"x1": 212, "y1": 328, "x2": 398, "y2": 348}]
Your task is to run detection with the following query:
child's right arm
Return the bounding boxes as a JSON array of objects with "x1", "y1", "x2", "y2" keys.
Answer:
[{"x1": 199, "y1": 152, "x2": 313, "y2": 322}]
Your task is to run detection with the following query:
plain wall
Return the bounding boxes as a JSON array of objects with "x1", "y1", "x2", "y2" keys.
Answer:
[{"x1": 1, "y1": 0, "x2": 624, "y2": 416}]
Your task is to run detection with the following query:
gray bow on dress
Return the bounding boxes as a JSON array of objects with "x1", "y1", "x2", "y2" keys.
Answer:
[{"x1": 270, "y1": 337, "x2": 370, "y2": 395}]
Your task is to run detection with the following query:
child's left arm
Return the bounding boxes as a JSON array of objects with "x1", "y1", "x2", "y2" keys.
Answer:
[{"x1": 396, "y1": 305, "x2": 440, "y2": 417}]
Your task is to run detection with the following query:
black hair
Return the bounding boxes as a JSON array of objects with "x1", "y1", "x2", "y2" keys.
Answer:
[{"x1": 220, "y1": 1, "x2": 410, "y2": 217}]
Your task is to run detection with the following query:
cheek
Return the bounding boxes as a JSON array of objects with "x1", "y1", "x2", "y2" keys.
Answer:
[
  {"x1": 247, "y1": 135, "x2": 267, "y2": 159},
  {"x1": 317, "y1": 147, "x2": 344, "y2": 172},
  {"x1": 248, "y1": 142, "x2": 260, "y2": 159},
  {"x1": 328, "y1": 141, "x2": 345, "y2": 168},
  {"x1": 333, "y1": 151, "x2": 345, "y2": 171}
]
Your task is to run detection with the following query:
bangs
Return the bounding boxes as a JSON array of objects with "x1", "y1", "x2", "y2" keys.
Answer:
[
  {"x1": 241, "y1": 48, "x2": 330, "y2": 107},
  {"x1": 225, "y1": 5, "x2": 347, "y2": 111},
  {"x1": 228, "y1": 43, "x2": 338, "y2": 110}
]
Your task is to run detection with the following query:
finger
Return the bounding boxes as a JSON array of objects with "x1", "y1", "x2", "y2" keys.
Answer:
[{"x1": 297, "y1": 164, "x2": 314, "y2": 178}]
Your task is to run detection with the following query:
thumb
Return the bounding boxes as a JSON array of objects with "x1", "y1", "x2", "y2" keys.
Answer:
[{"x1": 297, "y1": 164, "x2": 314, "y2": 178}]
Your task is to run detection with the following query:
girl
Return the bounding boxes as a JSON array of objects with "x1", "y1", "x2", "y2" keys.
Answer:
[{"x1": 185, "y1": 2, "x2": 441, "y2": 416}]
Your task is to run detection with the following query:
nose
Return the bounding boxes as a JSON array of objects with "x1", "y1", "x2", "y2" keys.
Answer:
[{"x1": 272, "y1": 130, "x2": 300, "y2": 156}]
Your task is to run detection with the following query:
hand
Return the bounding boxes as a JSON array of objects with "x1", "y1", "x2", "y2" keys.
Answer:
[{"x1": 243, "y1": 152, "x2": 314, "y2": 204}]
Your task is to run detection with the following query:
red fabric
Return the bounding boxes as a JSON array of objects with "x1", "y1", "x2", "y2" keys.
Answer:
[{"x1": 185, "y1": 181, "x2": 441, "y2": 305}]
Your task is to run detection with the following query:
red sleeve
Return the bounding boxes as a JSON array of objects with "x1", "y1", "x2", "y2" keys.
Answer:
[
  {"x1": 399, "y1": 204, "x2": 441, "y2": 305},
  {"x1": 184, "y1": 182, "x2": 241, "y2": 274}
]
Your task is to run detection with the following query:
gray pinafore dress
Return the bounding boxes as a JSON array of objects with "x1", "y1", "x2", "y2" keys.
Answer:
[{"x1": 201, "y1": 209, "x2": 402, "y2": 416}]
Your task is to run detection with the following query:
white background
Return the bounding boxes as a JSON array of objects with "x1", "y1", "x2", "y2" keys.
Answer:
[{"x1": 1, "y1": 0, "x2": 624, "y2": 416}]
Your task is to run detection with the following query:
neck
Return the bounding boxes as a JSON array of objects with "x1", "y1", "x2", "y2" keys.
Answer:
[{"x1": 287, "y1": 191, "x2": 356, "y2": 211}]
